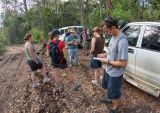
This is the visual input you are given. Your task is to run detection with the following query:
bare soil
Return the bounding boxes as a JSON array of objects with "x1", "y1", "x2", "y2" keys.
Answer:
[{"x1": 0, "y1": 45, "x2": 159, "y2": 113}]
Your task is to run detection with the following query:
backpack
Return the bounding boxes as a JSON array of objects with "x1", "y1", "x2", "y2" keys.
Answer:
[{"x1": 49, "y1": 40, "x2": 64, "y2": 64}]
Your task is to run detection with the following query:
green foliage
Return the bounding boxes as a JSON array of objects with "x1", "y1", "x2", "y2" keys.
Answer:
[
  {"x1": 88, "y1": 8, "x2": 101, "y2": 28},
  {"x1": 0, "y1": 0, "x2": 160, "y2": 47},
  {"x1": 112, "y1": 2, "x2": 134, "y2": 21},
  {"x1": 2, "y1": 11, "x2": 29, "y2": 44},
  {"x1": 31, "y1": 27, "x2": 44, "y2": 43},
  {"x1": 0, "y1": 29, "x2": 7, "y2": 54}
]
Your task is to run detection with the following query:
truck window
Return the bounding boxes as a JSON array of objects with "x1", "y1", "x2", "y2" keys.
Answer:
[
  {"x1": 65, "y1": 29, "x2": 68, "y2": 34},
  {"x1": 77, "y1": 28, "x2": 84, "y2": 34},
  {"x1": 123, "y1": 25, "x2": 142, "y2": 47},
  {"x1": 141, "y1": 25, "x2": 160, "y2": 52},
  {"x1": 61, "y1": 29, "x2": 64, "y2": 34}
]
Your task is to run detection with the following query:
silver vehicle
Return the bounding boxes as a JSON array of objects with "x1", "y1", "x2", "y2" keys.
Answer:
[
  {"x1": 104, "y1": 22, "x2": 160, "y2": 97},
  {"x1": 59, "y1": 26, "x2": 84, "y2": 41}
]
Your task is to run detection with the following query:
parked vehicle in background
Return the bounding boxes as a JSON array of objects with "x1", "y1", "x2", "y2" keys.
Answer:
[
  {"x1": 59, "y1": 26, "x2": 84, "y2": 42},
  {"x1": 104, "y1": 22, "x2": 160, "y2": 97}
]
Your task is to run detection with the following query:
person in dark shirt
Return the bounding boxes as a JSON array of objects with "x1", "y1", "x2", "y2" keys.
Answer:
[{"x1": 90, "y1": 27, "x2": 105, "y2": 86}]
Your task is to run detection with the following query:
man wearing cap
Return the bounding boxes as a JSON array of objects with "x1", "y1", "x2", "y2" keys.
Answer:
[
  {"x1": 47, "y1": 29, "x2": 81, "y2": 92},
  {"x1": 66, "y1": 29, "x2": 80, "y2": 67}
]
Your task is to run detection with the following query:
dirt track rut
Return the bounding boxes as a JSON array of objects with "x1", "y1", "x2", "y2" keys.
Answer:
[{"x1": 0, "y1": 45, "x2": 159, "y2": 113}]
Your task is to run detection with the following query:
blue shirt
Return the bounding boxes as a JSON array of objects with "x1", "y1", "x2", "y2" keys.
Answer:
[{"x1": 66, "y1": 35, "x2": 78, "y2": 49}]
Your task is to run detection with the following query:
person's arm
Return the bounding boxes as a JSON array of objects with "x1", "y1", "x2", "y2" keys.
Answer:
[
  {"x1": 109, "y1": 60, "x2": 128, "y2": 67},
  {"x1": 61, "y1": 41, "x2": 66, "y2": 53},
  {"x1": 28, "y1": 44, "x2": 38, "y2": 64},
  {"x1": 47, "y1": 49, "x2": 49, "y2": 57},
  {"x1": 99, "y1": 57, "x2": 127, "y2": 67},
  {"x1": 89, "y1": 37, "x2": 96, "y2": 55},
  {"x1": 66, "y1": 37, "x2": 75, "y2": 45},
  {"x1": 101, "y1": 38, "x2": 128, "y2": 68},
  {"x1": 67, "y1": 41, "x2": 75, "y2": 45},
  {"x1": 112, "y1": 38, "x2": 128, "y2": 67},
  {"x1": 46, "y1": 43, "x2": 50, "y2": 57}
]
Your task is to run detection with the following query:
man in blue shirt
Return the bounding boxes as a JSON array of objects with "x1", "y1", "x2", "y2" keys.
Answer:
[{"x1": 66, "y1": 29, "x2": 80, "y2": 67}]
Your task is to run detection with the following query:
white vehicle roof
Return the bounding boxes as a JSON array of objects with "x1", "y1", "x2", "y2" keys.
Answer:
[
  {"x1": 59, "y1": 26, "x2": 84, "y2": 30},
  {"x1": 127, "y1": 22, "x2": 160, "y2": 26}
]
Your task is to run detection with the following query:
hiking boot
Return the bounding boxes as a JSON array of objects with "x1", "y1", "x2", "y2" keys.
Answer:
[
  {"x1": 43, "y1": 77, "x2": 50, "y2": 83},
  {"x1": 58, "y1": 84, "x2": 64, "y2": 92},
  {"x1": 32, "y1": 83, "x2": 40, "y2": 88},
  {"x1": 73, "y1": 83, "x2": 81, "y2": 91},
  {"x1": 99, "y1": 96, "x2": 112, "y2": 104}
]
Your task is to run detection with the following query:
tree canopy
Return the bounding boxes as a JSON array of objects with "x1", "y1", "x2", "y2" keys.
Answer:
[{"x1": 0, "y1": 0, "x2": 159, "y2": 46}]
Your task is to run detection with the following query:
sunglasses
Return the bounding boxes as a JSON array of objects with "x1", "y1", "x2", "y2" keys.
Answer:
[{"x1": 104, "y1": 16, "x2": 114, "y2": 24}]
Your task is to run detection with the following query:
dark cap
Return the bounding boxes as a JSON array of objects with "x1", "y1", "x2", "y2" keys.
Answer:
[{"x1": 52, "y1": 29, "x2": 61, "y2": 37}]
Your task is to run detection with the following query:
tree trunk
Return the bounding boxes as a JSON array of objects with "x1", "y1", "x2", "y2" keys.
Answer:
[
  {"x1": 23, "y1": 0, "x2": 28, "y2": 13},
  {"x1": 23, "y1": 0, "x2": 31, "y2": 30},
  {"x1": 80, "y1": 0, "x2": 83, "y2": 25}
]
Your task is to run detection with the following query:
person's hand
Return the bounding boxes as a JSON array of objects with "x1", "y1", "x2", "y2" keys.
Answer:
[
  {"x1": 97, "y1": 53, "x2": 103, "y2": 58},
  {"x1": 74, "y1": 42, "x2": 77, "y2": 45},
  {"x1": 99, "y1": 57, "x2": 109, "y2": 63},
  {"x1": 98, "y1": 53, "x2": 106, "y2": 58},
  {"x1": 68, "y1": 41, "x2": 74, "y2": 45},
  {"x1": 71, "y1": 41, "x2": 75, "y2": 44}
]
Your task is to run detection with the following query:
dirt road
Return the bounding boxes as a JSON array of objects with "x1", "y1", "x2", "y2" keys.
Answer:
[{"x1": 0, "y1": 45, "x2": 159, "y2": 113}]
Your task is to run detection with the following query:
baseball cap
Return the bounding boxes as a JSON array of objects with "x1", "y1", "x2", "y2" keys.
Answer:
[{"x1": 52, "y1": 29, "x2": 61, "y2": 37}]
